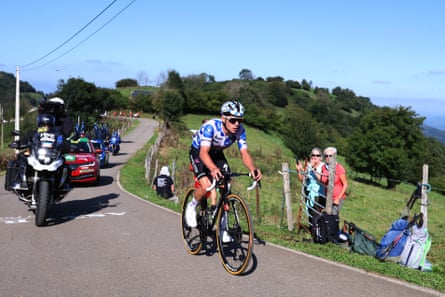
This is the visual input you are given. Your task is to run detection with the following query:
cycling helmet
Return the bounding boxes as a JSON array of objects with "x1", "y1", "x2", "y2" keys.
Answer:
[
  {"x1": 221, "y1": 100, "x2": 245, "y2": 117},
  {"x1": 36, "y1": 113, "x2": 56, "y2": 127}
]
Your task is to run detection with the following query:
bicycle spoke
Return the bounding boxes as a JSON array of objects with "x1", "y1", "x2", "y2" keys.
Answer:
[
  {"x1": 216, "y1": 194, "x2": 253, "y2": 275},
  {"x1": 181, "y1": 188, "x2": 203, "y2": 255}
]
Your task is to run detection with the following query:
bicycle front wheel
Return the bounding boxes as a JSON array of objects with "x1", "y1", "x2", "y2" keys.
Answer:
[
  {"x1": 216, "y1": 193, "x2": 254, "y2": 275},
  {"x1": 181, "y1": 188, "x2": 202, "y2": 255}
]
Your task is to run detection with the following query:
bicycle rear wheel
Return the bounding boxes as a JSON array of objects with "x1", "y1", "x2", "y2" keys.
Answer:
[
  {"x1": 216, "y1": 193, "x2": 254, "y2": 275},
  {"x1": 181, "y1": 188, "x2": 202, "y2": 255}
]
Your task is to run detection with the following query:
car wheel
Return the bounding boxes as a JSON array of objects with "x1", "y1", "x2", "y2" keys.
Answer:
[{"x1": 94, "y1": 174, "x2": 100, "y2": 186}]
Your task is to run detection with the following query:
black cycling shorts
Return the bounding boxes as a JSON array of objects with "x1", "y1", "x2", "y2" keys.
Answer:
[{"x1": 189, "y1": 147, "x2": 230, "y2": 181}]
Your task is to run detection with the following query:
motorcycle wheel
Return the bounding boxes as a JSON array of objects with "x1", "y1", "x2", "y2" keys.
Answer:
[{"x1": 35, "y1": 180, "x2": 50, "y2": 226}]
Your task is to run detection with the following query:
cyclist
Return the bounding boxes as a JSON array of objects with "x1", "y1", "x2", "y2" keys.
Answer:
[{"x1": 186, "y1": 100, "x2": 262, "y2": 240}]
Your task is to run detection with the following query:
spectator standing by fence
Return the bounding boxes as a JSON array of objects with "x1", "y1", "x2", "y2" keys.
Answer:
[
  {"x1": 152, "y1": 166, "x2": 179, "y2": 203},
  {"x1": 296, "y1": 147, "x2": 326, "y2": 222},
  {"x1": 319, "y1": 147, "x2": 348, "y2": 215}
]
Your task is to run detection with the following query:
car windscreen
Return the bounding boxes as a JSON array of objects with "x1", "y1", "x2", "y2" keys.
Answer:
[
  {"x1": 71, "y1": 142, "x2": 92, "y2": 153},
  {"x1": 92, "y1": 142, "x2": 101, "y2": 150}
]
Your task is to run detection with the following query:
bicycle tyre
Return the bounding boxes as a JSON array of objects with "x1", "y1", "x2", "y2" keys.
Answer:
[
  {"x1": 181, "y1": 188, "x2": 203, "y2": 255},
  {"x1": 216, "y1": 193, "x2": 254, "y2": 275}
]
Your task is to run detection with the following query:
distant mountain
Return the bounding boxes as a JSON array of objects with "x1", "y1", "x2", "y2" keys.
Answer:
[
  {"x1": 423, "y1": 115, "x2": 444, "y2": 130},
  {"x1": 422, "y1": 124, "x2": 445, "y2": 144}
]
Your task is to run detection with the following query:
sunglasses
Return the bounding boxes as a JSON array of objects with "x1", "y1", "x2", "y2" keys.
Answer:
[
  {"x1": 311, "y1": 154, "x2": 321, "y2": 157},
  {"x1": 227, "y1": 117, "x2": 243, "y2": 124},
  {"x1": 324, "y1": 154, "x2": 333, "y2": 158}
]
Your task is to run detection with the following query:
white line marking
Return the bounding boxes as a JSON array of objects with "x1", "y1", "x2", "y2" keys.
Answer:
[{"x1": 0, "y1": 212, "x2": 127, "y2": 224}]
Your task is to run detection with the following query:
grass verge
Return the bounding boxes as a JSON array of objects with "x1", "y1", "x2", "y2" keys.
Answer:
[{"x1": 120, "y1": 115, "x2": 445, "y2": 293}]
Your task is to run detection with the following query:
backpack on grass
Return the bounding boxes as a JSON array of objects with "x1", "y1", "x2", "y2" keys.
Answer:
[
  {"x1": 375, "y1": 218, "x2": 410, "y2": 262},
  {"x1": 375, "y1": 214, "x2": 422, "y2": 262},
  {"x1": 343, "y1": 221, "x2": 379, "y2": 256},
  {"x1": 312, "y1": 212, "x2": 339, "y2": 244},
  {"x1": 399, "y1": 214, "x2": 432, "y2": 271}
]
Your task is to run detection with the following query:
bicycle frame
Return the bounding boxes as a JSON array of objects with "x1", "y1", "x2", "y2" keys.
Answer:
[
  {"x1": 198, "y1": 172, "x2": 257, "y2": 232},
  {"x1": 181, "y1": 171, "x2": 258, "y2": 275}
]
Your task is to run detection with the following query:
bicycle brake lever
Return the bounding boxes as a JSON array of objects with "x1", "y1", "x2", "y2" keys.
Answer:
[
  {"x1": 247, "y1": 180, "x2": 258, "y2": 191},
  {"x1": 206, "y1": 178, "x2": 217, "y2": 192}
]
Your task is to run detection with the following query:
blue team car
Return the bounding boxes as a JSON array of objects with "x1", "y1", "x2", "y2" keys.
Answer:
[{"x1": 90, "y1": 139, "x2": 110, "y2": 168}]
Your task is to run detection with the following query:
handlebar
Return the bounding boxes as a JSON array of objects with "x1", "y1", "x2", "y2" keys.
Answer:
[
  {"x1": 205, "y1": 172, "x2": 260, "y2": 192},
  {"x1": 205, "y1": 179, "x2": 217, "y2": 192}
]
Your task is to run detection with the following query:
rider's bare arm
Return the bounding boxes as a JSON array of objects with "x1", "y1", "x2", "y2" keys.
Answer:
[
  {"x1": 240, "y1": 148, "x2": 262, "y2": 181},
  {"x1": 199, "y1": 145, "x2": 222, "y2": 179}
]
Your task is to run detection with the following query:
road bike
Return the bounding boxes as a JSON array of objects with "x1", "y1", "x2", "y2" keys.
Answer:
[{"x1": 181, "y1": 171, "x2": 258, "y2": 275}]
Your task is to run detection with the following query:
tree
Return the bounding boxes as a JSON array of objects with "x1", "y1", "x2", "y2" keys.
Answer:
[
  {"x1": 136, "y1": 71, "x2": 149, "y2": 86},
  {"x1": 160, "y1": 90, "x2": 183, "y2": 124},
  {"x1": 265, "y1": 81, "x2": 288, "y2": 107},
  {"x1": 131, "y1": 93, "x2": 153, "y2": 113},
  {"x1": 55, "y1": 77, "x2": 130, "y2": 124},
  {"x1": 115, "y1": 78, "x2": 138, "y2": 88},
  {"x1": 285, "y1": 80, "x2": 301, "y2": 89},
  {"x1": 301, "y1": 79, "x2": 312, "y2": 91},
  {"x1": 166, "y1": 70, "x2": 184, "y2": 91},
  {"x1": 56, "y1": 78, "x2": 98, "y2": 113},
  {"x1": 266, "y1": 76, "x2": 284, "y2": 82},
  {"x1": 239, "y1": 69, "x2": 254, "y2": 80},
  {"x1": 346, "y1": 106, "x2": 426, "y2": 188},
  {"x1": 280, "y1": 104, "x2": 324, "y2": 158},
  {"x1": 96, "y1": 87, "x2": 127, "y2": 111}
]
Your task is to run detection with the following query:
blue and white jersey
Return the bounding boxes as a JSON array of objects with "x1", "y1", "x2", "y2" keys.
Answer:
[{"x1": 191, "y1": 118, "x2": 248, "y2": 151}]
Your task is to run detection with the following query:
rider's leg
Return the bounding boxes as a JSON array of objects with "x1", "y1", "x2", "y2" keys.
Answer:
[
  {"x1": 187, "y1": 175, "x2": 211, "y2": 207},
  {"x1": 209, "y1": 188, "x2": 217, "y2": 208},
  {"x1": 187, "y1": 148, "x2": 218, "y2": 227}
]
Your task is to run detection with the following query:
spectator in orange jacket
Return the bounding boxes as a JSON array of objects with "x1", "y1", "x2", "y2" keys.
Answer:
[{"x1": 319, "y1": 147, "x2": 348, "y2": 215}]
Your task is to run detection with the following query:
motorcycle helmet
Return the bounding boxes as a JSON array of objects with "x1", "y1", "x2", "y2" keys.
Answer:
[
  {"x1": 221, "y1": 100, "x2": 245, "y2": 118},
  {"x1": 47, "y1": 97, "x2": 64, "y2": 105},
  {"x1": 37, "y1": 113, "x2": 56, "y2": 127},
  {"x1": 46, "y1": 97, "x2": 65, "y2": 116}
]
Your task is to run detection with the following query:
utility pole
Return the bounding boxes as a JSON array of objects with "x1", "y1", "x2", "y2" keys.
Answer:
[
  {"x1": 1, "y1": 104, "x2": 3, "y2": 150},
  {"x1": 15, "y1": 66, "x2": 20, "y2": 155}
]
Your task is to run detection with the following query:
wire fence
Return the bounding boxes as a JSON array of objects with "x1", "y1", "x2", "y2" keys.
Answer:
[{"x1": 279, "y1": 159, "x2": 431, "y2": 233}]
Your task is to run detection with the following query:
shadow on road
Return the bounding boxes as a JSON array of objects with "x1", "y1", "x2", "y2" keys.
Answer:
[
  {"x1": 70, "y1": 175, "x2": 114, "y2": 187},
  {"x1": 184, "y1": 235, "x2": 259, "y2": 276},
  {"x1": 105, "y1": 161, "x2": 126, "y2": 168},
  {"x1": 45, "y1": 192, "x2": 120, "y2": 226}
]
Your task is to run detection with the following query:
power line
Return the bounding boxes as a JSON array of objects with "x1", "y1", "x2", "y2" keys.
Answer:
[
  {"x1": 24, "y1": 0, "x2": 136, "y2": 71},
  {"x1": 20, "y1": 0, "x2": 119, "y2": 69}
]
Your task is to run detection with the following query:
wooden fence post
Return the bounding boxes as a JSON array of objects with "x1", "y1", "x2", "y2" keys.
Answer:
[
  {"x1": 172, "y1": 158, "x2": 176, "y2": 182},
  {"x1": 325, "y1": 156, "x2": 336, "y2": 215},
  {"x1": 421, "y1": 164, "x2": 429, "y2": 229},
  {"x1": 282, "y1": 162, "x2": 294, "y2": 231},
  {"x1": 145, "y1": 147, "x2": 152, "y2": 181},
  {"x1": 255, "y1": 184, "x2": 261, "y2": 220},
  {"x1": 153, "y1": 159, "x2": 159, "y2": 182}
]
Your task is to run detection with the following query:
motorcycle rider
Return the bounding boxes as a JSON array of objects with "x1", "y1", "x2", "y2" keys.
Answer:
[
  {"x1": 12, "y1": 97, "x2": 74, "y2": 190},
  {"x1": 109, "y1": 130, "x2": 121, "y2": 154},
  {"x1": 39, "y1": 97, "x2": 74, "y2": 141}
]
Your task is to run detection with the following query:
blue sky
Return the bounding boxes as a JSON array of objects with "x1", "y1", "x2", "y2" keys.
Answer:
[{"x1": 1, "y1": 0, "x2": 444, "y2": 123}]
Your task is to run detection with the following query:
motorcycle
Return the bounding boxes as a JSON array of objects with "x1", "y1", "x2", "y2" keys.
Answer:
[
  {"x1": 109, "y1": 132, "x2": 120, "y2": 155},
  {"x1": 4, "y1": 114, "x2": 71, "y2": 226}
]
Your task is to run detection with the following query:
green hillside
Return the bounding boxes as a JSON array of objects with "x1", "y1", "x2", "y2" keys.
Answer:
[{"x1": 121, "y1": 114, "x2": 445, "y2": 292}]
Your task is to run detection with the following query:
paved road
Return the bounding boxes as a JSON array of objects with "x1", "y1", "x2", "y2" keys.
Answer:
[{"x1": 0, "y1": 118, "x2": 442, "y2": 297}]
